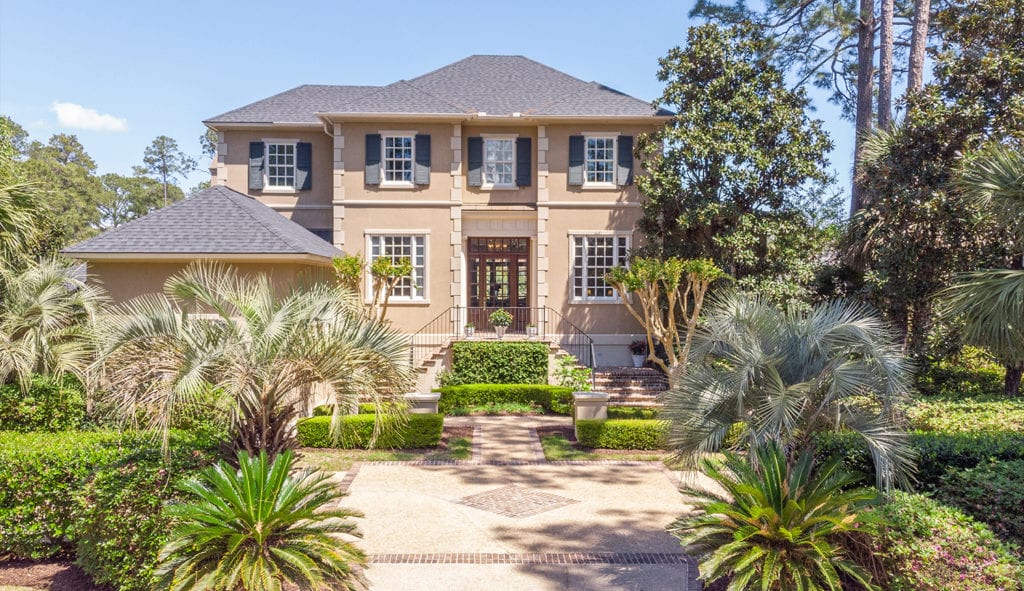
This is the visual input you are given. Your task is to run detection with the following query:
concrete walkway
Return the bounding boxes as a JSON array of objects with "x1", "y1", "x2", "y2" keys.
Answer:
[{"x1": 338, "y1": 416, "x2": 701, "y2": 591}]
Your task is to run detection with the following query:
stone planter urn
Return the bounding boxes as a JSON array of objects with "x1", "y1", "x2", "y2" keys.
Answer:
[
  {"x1": 495, "y1": 326, "x2": 507, "y2": 339},
  {"x1": 464, "y1": 325, "x2": 475, "y2": 338},
  {"x1": 526, "y1": 325, "x2": 538, "y2": 338},
  {"x1": 631, "y1": 354, "x2": 645, "y2": 368}
]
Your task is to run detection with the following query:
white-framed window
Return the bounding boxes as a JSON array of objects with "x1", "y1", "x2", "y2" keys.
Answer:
[
  {"x1": 382, "y1": 135, "x2": 414, "y2": 185},
  {"x1": 585, "y1": 136, "x2": 616, "y2": 185},
  {"x1": 266, "y1": 142, "x2": 296, "y2": 188},
  {"x1": 367, "y1": 234, "x2": 426, "y2": 300},
  {"x1": 483, "y1": 137, "x2": 515, "y2": 187},
  {"x1": 571, "y1": 234, "x2": 630, "y2": 301}
]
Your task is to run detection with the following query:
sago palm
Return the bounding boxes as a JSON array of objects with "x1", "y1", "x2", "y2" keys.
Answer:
[
  {"x1": 99, "y1": 262, "x2": 414, "y2": 457},
  {"x1": 0, "y1": 259, "x2": 107, "y2": 390},
  {"x1": 670, "y1": 441, "x2": 881, "y2": 591},
  {"x1": 939, "y1": 144, "x2": 1024, "y2": 395},
  {"x1": 663, "y1": 293, "x2": 915, "y2": 489},
  {"x1": 156, "y1": 450, "x2": 366, "y2": 591}
]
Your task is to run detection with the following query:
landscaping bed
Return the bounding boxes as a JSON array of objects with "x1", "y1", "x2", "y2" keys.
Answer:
[
  {"x1": 296, "y1": 426, "x2": 473, "y2": 471},
  {"x1": 536, "y1": 426, "x2": 669, "y2": 462},
  {"x1": 0, "y1": 559, "x2": 106, "y2": 591}
]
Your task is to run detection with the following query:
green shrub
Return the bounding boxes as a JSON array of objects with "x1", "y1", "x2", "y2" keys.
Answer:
[
  {"x1": 916, "y1": 346, "x2": 1005, "y2": 398},
  {"x1": 907, "y1": 396, "x2": 1024, "y2": 433},
  {"x1": 575, "y1": 419, "x2": 668, "y2": 450},
  {"x1": 0, "y1": 374, "x2": 86, "y2": 432},
  {"x1": 449, "y1": 401, "x2": 543, "y2": 416},
  {"x1": 607, "y1": 406, "x2": 660, "y2": 420},
  {"x1": 296, "y1": 414, "x2": 443, "y2": 449},
  {"x1": 553, "y1": 355, "x2": 592, "y2": 392},
  {"x1": 870, "y1": 491, "x2": 1023, "y2": 591},
  {"x1": 74, "y1": 436, "x2": 218, "y2": 591},
  {"x1": 935, "y1": 460, "x2": 1024, "y2": 550},
  {"x1": 817, "y1": 430, "x2": 1024, "y2": 489},
  {"x1": 444, "y1": 341, "x2": 549, "y2": 385},
  {"x1": 436, "y1": 384, "x2": 572, "y2": 415},
  {"x1": 312, "y1": 402, "x2": 401, "y2": 416}
]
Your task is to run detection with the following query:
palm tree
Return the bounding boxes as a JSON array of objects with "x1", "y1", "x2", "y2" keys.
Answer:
[
  {"x1": 0, "y1": 181, "x2": 44, "y2": 275},
  {"x1": 662, "y1": 293, "x2": 915, "y2": 490},
  {"x1": 99, "y1": 262, "x2": 414, "y2": 457},
  {"x1": 940, "y1": 144, "x2": 1024, "y2": 395},
  {"x1": 670, "y1": 441, "x2": 881, "y2": 591},
  {"x1": 156, "y1": 450, "x2": 366, "y2": 591},
  {"x1": 0, "y1": 259, "x2": 106, "y2": 391}
]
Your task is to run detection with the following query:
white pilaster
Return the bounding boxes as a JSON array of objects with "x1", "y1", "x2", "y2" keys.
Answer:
[
  {"x1": 450, "y1": 124, "x2": 464, "y2": 307},
  {"x1": 536, "y1": 125, "x2": 549, "y2": 309},
  {"x1": 331, "y1": 124, "x2": 346, "y2": 248}
]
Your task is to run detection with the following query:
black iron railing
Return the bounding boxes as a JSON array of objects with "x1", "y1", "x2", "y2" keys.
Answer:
[{"x1": 409, "y1": 307, "x2": 595, "y2": 373}]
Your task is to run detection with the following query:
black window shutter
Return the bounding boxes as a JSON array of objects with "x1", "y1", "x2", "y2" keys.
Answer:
[
  {"x1": 568, "y1": 135, "x2": 585, "y2": 186},
  {"x1": 516, "y1": 137, "x2": 531, "y2": 187},
  {"x1": 467, "y1": 137, "x2": 483, "y2": 187},
  {"x1": 616, "y1": 135, "x2": 634, "y2": 186},
  {"x1": 248, "y1": 142, "x2": 265, "y2": 191},
  {"x1": 296, "y1": 142, "x2": 312, "y2": 190},
  {"x1": 365, "y1": 134, "x2": 382, "y2": 185},
  {"x1": 414, "y1": 134, "x2": 431, "y2": 185}
]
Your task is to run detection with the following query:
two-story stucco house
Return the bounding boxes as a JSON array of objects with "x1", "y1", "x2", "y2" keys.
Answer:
[{"x1": 64, "y1": 55, "x2": 671, "y2": 379}]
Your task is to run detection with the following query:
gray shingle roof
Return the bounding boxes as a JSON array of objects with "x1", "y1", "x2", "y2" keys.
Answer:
[
  {"x1": 205, "y1": 55, "x2": 667, "y2": 123},
  {"x1": 63, "y1": 186, "x2": 341, "y2": 259}
]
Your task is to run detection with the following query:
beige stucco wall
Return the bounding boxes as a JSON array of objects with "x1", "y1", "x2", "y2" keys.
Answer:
[{"x1": 87, "y1": 260, "x2": 331, "y2": 305}]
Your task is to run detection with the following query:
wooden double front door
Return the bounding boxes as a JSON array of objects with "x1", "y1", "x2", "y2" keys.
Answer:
[{"x1": 467, "y1": 237, "x2": 531, "y2": 329}]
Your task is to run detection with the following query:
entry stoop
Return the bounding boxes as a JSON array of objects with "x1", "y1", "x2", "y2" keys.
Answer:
[{"x1": 592, "y1": 367, "x2": 669, "y2": 408}]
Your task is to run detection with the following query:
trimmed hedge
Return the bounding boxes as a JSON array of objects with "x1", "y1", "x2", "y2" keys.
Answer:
[
  {"x1": 935, "y1": 459, "x2": 1024, "y2": 550},
  {"x1": 437, "y1": 384, "x2": 573, "y2": 415},
  {"x1": 575, "y1": 419, "x2": 668, "y2": 450},
  {"x1": 816, "y1": 430, "x2": 1024, "y2": 489},
  {"x1": 607, "y1": 406, "x2": 660, "y2": 420},
  {"x1": 0, "y1": 374, "x2": 86, "y2": 432},
  {"x1": 296, "y1": 413, "x2": 443, "y2": 448},
  {"x1": 445, "y1": 341, "x2": 549, "y2": 385},
  {"x1": 313, "y1": 402, "x2": 402, "y2": 416},
  {"x1": 916, "y1": 346, "x2": 1005, "y2": 398}
]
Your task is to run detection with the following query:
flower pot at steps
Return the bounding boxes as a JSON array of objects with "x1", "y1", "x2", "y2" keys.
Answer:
[
  {"x1": 495, "y1": 326, "x2": 507, "y2": 339},
  {"x1": 465, "y1": 327, "x2": 475, "y2": 338},
  {"x1": 631, "y1": 354, "x2": 645, "y2": 368},
  {"x1": 527, "y1": 326, "x2": 538, "y2": 338}
]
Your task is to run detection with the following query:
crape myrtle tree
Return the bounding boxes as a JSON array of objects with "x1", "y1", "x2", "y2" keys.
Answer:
[
  {"x1": 331, "y1": 254, "x2": 414, "y2": 322},
  {"x1": 638, "y1": 24, "x2": 838, "y2": 310}
]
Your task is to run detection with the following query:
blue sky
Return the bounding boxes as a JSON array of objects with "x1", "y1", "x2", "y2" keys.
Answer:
[{"x1": 0, "y1": 0, "x2": 854, "y2": 194}]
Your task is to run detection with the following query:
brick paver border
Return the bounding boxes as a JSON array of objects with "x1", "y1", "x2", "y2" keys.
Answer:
[{"x1": 367, "y1": 552, "x2": 691, "y2": 565}]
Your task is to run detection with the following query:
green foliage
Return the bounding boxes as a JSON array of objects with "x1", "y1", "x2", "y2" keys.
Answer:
[
  {"x1": 437, "y1": 384, "x2": 572, "y2": 415},
  {"x1": 575, "y1": 419, "x2": 668, "y2": 450},
  {"x1": 312, "y1": 402, "x2": 393, "y2": 416},
  {"x1": 449, "y1": 401, "x2": 543, "y2": 416},
  {"x1": 908, "y1": 396, "x2": 1024, "y2": 433},
  {"x1": 20, "y1": 133, "x2": 107, "y2": 240},
  {"x1": 488, "y1": 308, "x2": 513, "y2": 327},
  {"x1": 870, "y1": 491, "x2": 1023, "y2": 591},
  {"x1": 296, "y1": 414, "x2": 443, "y2": 449},
  {"x1": 670, "y1": 441, "x2": 881, "y2": 591},
  {"x1": 637, "y1": 23, "x2": 837, "y2": 309},
  {"x1": 0, "y1": 374, "x2": 85, "y2": 432},
  {"x1": 816, "y1": 430, "x2": 1024, "y2": 489},
  {"x1": 137, "y1": 135, "x2": 196, "y2": 209},
  {"x1": 607, "y1": 406, "x2": 660, "y2": 420},
  {"x1": 553, "y1": 355, "x2": 591, "y2": 392},
  {"x1": 916, "y1": 346, "x2": 1006, "y2": 397},
  {"x1": 74, "y1": 439, "x2": 218, "y2": 591},
  {"x1": 98, "y1": 172, "x2": 180, "y2": 230},
  {"x1": 332, "y1": 253, "x2": 365, "y2": 295},
  {"x1": 445, "y1": 341, "x2": 549, "y2": 385},
  {"x1": 935, "y1": 460, "x2": 1024, "y2": 550},
  {"x1": 156, "y1": 450, "x2": 366, "y2": 591}
]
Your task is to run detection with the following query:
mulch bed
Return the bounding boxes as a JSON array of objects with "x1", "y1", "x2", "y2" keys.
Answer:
[{"x1": 0, "y1": 559, "x2": 109, "y2": 591}]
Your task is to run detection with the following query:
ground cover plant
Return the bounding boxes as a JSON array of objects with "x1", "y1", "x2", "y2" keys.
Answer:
[
  {"x1": 934, "y1": 459, "x2": 1024, "y2": 551},
  {"x1": 448, "y1": 401, "x2": 542, "y2": 415},
  {"x1": 297, "y1": 428, "x2": 473, "y2": 472},
  {"x1": 907, "y1": 395, "x2": 1024, "y2": 433},
  {"x1": 0, "y1": 374, "x2": 85, "y2": 432}
]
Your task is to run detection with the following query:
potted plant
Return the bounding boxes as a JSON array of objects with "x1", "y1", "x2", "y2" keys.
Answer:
[
  {"x1": 629, "y1": 340, "x2": 647, "y2": 368},
  {"x1": 489, "y1": 309, "x2": 513, "y2": 339},
  {"x1": 464, "y1": 322, "x2": 475, "y2": 338},
  {"x1": 526, "y1": 323, "x2": 538, "y2": 338}
]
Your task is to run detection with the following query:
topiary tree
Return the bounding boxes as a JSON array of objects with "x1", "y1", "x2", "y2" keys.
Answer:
[{"x1": 606, "y1": 257, "x2": 726, "y2": 375}]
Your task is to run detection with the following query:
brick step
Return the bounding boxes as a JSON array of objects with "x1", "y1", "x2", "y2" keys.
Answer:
[{"x1": 593, "y1": 380, "x2": 668, "y2": 388}]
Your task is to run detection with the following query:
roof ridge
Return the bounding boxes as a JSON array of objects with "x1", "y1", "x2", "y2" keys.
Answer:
[
  {"x1": 398, "y1": 79, "x2": 472, "y2": 113},
  {"x1": 532, "y1": 80, "x2": 655, "y2": 114},
  {"x1": 221, "y1": 190, "x2": 308, "y2": 253}
]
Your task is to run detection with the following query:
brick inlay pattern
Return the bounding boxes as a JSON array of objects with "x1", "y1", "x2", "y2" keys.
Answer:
[
  {"x1": 336, "y1": 462, "x2": 361, "y2": 492},
  {"x1": 368, "y1": 552, "x2": 690, "y2": 565},
  {"x1": 457, "y1": 485, "x2": 579, "y2": 518}
]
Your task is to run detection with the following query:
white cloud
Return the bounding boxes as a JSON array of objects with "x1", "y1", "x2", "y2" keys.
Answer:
[{"x1": 50, "y1": 101, "x2": 128, "y2": 132}]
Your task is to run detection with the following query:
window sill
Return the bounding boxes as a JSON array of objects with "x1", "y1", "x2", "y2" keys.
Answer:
[
  {"x1": 569, "y1": 298, "x2": 623, "y2": 305},
  {"x1": 262, "y1": 187, "x2": 298, "y2": 194},
  {"x1": 580, "y1": 183, "x2": 619, "y2": 191},
  {"x1": 379, "y1": 182, "x2": 416, "y2": 190},
  {"x1": 481, "y1": 184, "x2": 519, "y2": 191},
  {"x1": 363, "y1": 299, "x2": 431, "y2": 306}
]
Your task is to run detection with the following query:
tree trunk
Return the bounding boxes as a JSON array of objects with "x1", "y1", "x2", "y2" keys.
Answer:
[
  {"x1": 1006, "y1": 362, "x2": 1023, "y2": 397},
  {"x1": 851, "y1": 0, "x2": 876, "y2": 215},
  {"x1": 907, "y1": 0, "x2": 932, "y2": 92},
  {"x1": 878, "y1": 0, "x2": 895, "y2": 128}
]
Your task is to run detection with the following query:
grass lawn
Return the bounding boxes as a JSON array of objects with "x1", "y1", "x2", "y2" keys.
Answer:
[
  {"x1": 540, "y1": 433, "x2": 674, "y2": 463},
  {"x1": 297, "y1": 428, "x2": 472, "y2": 471}
]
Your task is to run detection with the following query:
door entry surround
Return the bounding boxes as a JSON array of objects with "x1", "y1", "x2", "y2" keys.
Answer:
[{"x1": 467, "y1": 237, "x2": 531, "y2": 328}]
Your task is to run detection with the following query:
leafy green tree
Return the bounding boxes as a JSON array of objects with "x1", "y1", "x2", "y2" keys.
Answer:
[
  {"x1": 0, "y1": 116, "x2": 29, "y2": 176},
  {"x1": 670, "y1": 441, "x2": 881, "y2": 591},
  {"x1": 200, "y1": 128, "x2": 218, "y2": 161},
  {"x1": 156, "y1": 450, "x2": 366, "y2": 591},
  {"x1": 99, "y1": 262, "x2": 414, "y2": 458},
  {"x1": 662, "y1": 293, "x2": 915, "y2": 489},
  {"x1": 638, "y1": 24, "x2": 837, "y2": 309},
  {"x1": 137, "y1": 135, "x2": 197, "y2": 208},
  {"x1": 99, "y1": 173, "x2": 181, "y2": 229},
  {"x1": 21, "y1": 134, "x2": 107, "y2": 240}
]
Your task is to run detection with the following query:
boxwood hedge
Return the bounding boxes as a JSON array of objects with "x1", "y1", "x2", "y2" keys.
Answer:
[
  {"x1": 575, "y1": 419, "x2": 668, "y2": 450},
  {"x1": 296, "y1": 413, "x2": 443, "y2": 448},
  {"x1": 445, "y1": 341, "x2": 549, "y2": 385},
  {"x1": 437, "y1": 384, "x2": 573, "y2": 415}
]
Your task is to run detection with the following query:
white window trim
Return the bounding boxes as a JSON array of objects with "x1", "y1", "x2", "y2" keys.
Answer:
[
  {"x1": 568, "y1": 231, "x2": 631, "y2": 304},
  {"x1": 582, "y1": 134, "x2": 618, "y2": 188},
  {"x1": 263, "y1": 139, "x2": 299, "y2": 192},
  {"x1": 480, "y1": 134, "x2": 518, "y2": 190},
  {"x1": 364, "y1": 232, "x2": 429, "y2": 304},
  {"x1": 380, "y1": 131, "x2": 417, "y2": 188}
]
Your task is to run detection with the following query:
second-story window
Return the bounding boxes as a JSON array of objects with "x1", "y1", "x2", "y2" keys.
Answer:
[
  {"x1": 483, "y1": 138, "x2": 515, "y2": 187},
  {"x1": 585, "y1": 136, "x2": 616, "y2": 185},
  {"x1": 266, "y1": 143, "x2": 296, "y2": 188},
  {"x1": 383, "y1": 135, "x2": 414, "y2": 184}
]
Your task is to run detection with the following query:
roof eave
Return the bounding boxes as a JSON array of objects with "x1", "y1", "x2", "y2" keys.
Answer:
[
  {"x1": 62, "y1": 252, "x2": 337, "y2": 265},
  {"x1": 203, "y1": 121, "x2": 324, "y2": 130}
]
